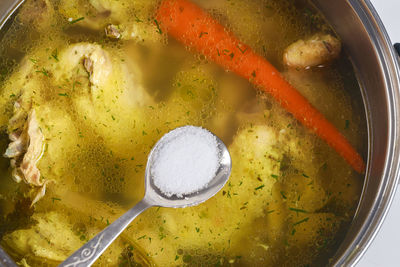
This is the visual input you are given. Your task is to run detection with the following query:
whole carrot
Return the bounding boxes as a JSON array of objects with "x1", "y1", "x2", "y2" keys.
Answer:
[{"x1": 156, "y1": 0, "x2": 366, "y2": 174}]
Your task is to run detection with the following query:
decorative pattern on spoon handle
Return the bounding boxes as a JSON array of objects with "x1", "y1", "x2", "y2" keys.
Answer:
[
  {"x1": 59, "y1": 199, "x2": 152, "y2": 267},
  {"x1": 63, "y1": 233, "x2": 105, "y2": 267}
]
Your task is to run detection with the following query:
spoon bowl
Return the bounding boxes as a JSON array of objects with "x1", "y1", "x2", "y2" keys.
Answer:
[
  {"x1": 144, "y1": 132, "x2": 231, "y2": 208},
  {"x1": 60, "y1": 126, "x2": 231, "y2": 267}
]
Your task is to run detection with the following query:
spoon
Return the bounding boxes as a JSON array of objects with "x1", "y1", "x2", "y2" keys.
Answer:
[{"x1": 59, "y1": 126, "x2": 232, "y2": 267}]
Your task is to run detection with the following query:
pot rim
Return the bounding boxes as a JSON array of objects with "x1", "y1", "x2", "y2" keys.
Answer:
[
  {"x1": 0, "y1": 0, "x2": 400, "y2": 266},
  {"x1": 332, "y1": 0, "x2": 400, "y2": 266}
]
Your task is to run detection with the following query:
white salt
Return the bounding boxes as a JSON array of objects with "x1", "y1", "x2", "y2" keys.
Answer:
[{"x1": 150, "y1": 126, "x2": 220, "y2": 197}]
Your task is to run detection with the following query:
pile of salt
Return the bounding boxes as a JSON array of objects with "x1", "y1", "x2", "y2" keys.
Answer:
[{"x1": 150, "y1": 126, "x2": 220, "y2": 197}]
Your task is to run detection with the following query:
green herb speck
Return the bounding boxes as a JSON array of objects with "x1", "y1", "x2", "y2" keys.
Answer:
[
  {"x1": 293, "y1": 217, "x2": 309, "y2": 226},
  {"x1": 345, "y1": 119, "x2": 350, "y2": 129},
  {"x1": 255, "y1": 184, "x2": 265, "y2": 190},
  {"x1": 51, "y1": 197, "x2": 61, "y2": 203},
  {"x1": 154, "y1": 19, "x2": 162, "y2": 34},
  {"x1": 69, "y1": 17, "x2": 85, "y2": 24},
  {"x1": 289, "y1": 207, "x2": 308, "y2": 213}
]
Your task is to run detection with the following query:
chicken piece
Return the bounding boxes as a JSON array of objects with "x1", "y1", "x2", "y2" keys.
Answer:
[
  {"x1": 4, "y1": 107, "x2": 45, "y2": 205},
  {"x1": 283, "y1": 34, "x2": 341, "y2": 68},
  {"x1": 19, "y1": 110, "x2": 44, "y2": 187},
  {"x1": 56, "y1": 43, "x2": 112, "y2": 90},
  {"x1": 54, "y1": 43, "x2": 153, "y2": 156},
  {"x1": 3, "y1": 211, "x2": 83, "y2": 262},
  {"x1": 59, "y1": 0, "x2": 163, "y2": 43},
  {"x1": 4, "y1": 109, "x2": 44, "y2": 186},
  {"x1": 2, "y1": 211, "x2": 135, "y2": 265},
  {"x1": 1, "y1": 41, "x2": 154, "y2": 201},
  {"x1": 56, "y1": 42, "x2": 153, "y2": 106}
]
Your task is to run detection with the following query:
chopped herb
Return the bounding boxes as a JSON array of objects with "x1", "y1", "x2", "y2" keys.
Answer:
[
  {"x1": 51, "y1": 49, "x2": 59, "y2": 61},
  {"x1": 199, "y1": 31, "x2": 208, "y2": 38},
  {"x1": 175, "y1": 255, "x2": 179, "y2": 261},
  {"x1": 271, "y1": 174, "x2": 278, "y2": 179},
  {"x1": 322, "y1": 162, "x2": 328, "y2": 170},
  {"x1": 229, "y1": 52, "x2": 234, "y2": 59},
  {"x1": 111, "y1": 115, "x2": 115, "y2": 121},
  {"x1": 29, "y1": 58, "x2": 38, "y2": 64},
  {"x1": 345, "y1": 119, "x2": 350, "y2": 129},
  {"x1": 280, "y1": 191, "x2": 287, "y2": 199},
  {"x1": 9, "y1": 93, "x2": 15, "y2": 98},
  {"x1": 142, "y1": 131, "x2": 147, "y2": 135},
  {"x1": 154, "y1": 19, "x2": 162, "y2": 34},
  {"x1": 51, "y1": 197, "x2": 61, "y2": 203},
  {"x1": 138, "y1": 235, "x2": 147, "y2": 240},
  {"x1": 159, "y1": 232, "x2": 166, "y2": 240},
  {"x1": 293, "y1": 217, "x2": 309, "y2": 226},
  {"x1": 266, "y1": 210, "x2": 275, "y2": 214},
  {"x1": 236, "y1": 44, "x2": 247, "y2": 54},
  {"x1": 289, "y1": 207, "x2": 308, "y2": 213},
  {"x1": 58, "y1": 93, "x2": 69, "y2": 97},
  {"x1": 106, "y1": 219, "x2": 110, "y2": 225},
  {"x1": 251, "y1": 70, "x2": 256, "y2": 77},
  {"x1": 291, "y1": 229, "x2": 296, "y2": 235},
  {"x1": 195, "y1": 227, "x2": 200, "y2": 233},
  {"x1": 36, "y1": 68, "x2": 49, "y2": 77},
  {"x1": 69, "y1": 17, "x2": 85, "y2": 24},
  {"x1": 255, "y1": 184, "x2": 265, "y2": 190},
  {"x1": 134, "y1": 14, "x2": 143, "y2": 23},
  {"x1": 302, "y1": 173, "x2": 309, "y2": 178}
]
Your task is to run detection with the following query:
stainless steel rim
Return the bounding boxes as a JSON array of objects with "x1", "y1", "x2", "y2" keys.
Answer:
[
  {"x1": 0, "y1": 0, "x2": 400, "y2": 266},
  {"x1": 333, "y1": 0, "x2": 400, "y2": 266},
  {"x1": 0, "y1": 0, "x2": 23, "y2": 30}
]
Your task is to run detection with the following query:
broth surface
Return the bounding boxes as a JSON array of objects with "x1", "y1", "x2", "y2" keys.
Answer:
[{"x1": 0, "y1": 0, "x2": 366, "y2": 266}]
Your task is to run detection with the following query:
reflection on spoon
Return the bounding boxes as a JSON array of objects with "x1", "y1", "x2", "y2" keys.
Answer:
[{"x1": 59, "y1": 126, "x2": 232, "y2": 267}]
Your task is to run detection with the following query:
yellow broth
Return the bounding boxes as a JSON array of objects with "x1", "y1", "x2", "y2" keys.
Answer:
[{"x1": 0, "y1": 0, "x2": 366, "y2": 266}]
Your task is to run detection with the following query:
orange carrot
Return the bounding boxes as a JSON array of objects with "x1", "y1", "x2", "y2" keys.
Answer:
[{"x1": 156, "y1": 0, "x2": 366, "y2": 174}]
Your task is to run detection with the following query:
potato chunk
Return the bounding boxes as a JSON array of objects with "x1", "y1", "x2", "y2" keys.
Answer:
[{"x1": 283, "y1": 34, "x2": 341, "y2": 68}]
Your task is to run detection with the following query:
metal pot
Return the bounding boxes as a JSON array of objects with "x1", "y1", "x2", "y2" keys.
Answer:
[{"x1": 1, "y1": 0, "x2": 400, "y2": 266}]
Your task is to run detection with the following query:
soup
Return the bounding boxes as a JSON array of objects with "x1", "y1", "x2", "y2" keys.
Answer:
[{"x1": 0, "y1": 0, "x2": 367, "y2": 266}]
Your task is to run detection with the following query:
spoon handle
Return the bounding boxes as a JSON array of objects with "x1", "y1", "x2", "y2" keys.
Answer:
[{"x1": 59, "y1": 199, "x2": 152, "y2": 267}]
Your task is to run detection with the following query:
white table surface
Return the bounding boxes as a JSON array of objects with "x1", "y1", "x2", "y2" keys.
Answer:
[{"x1": 357, "y1": 1, "x2": 400, "y2": 266}]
